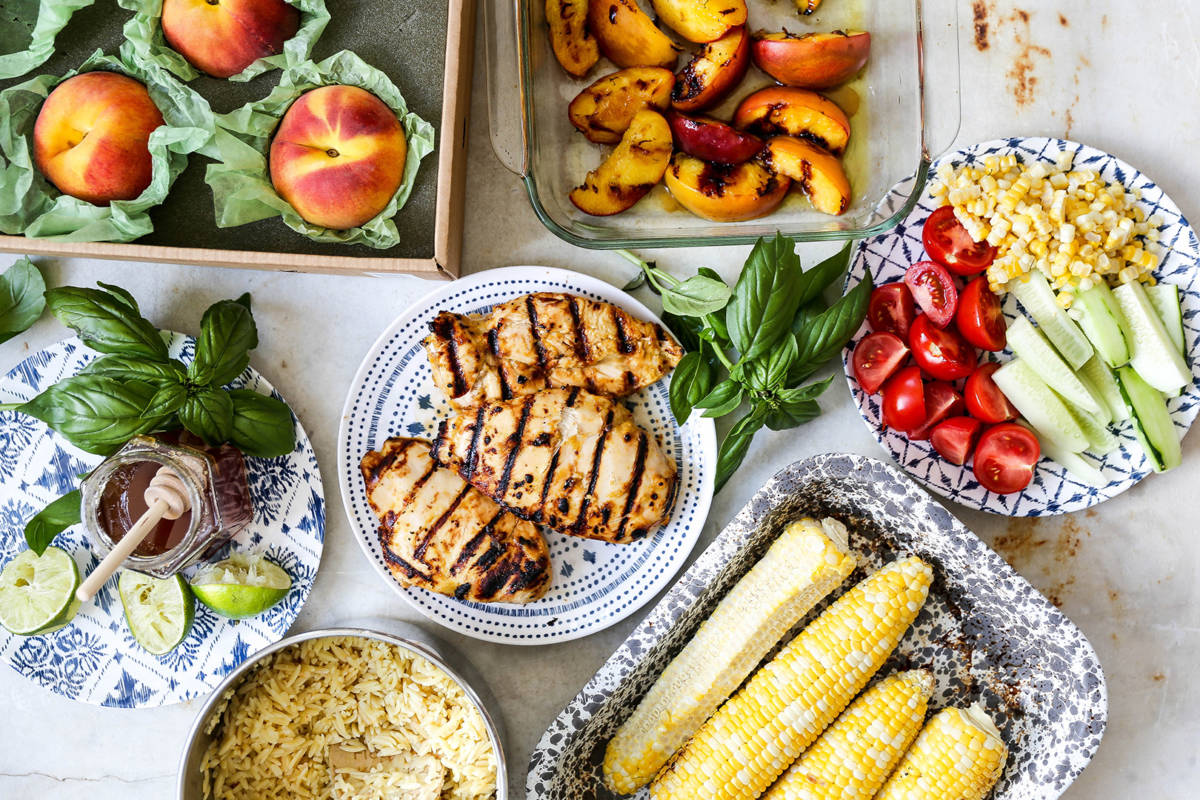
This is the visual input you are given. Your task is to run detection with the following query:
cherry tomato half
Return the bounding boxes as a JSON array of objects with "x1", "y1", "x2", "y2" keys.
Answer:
[
  {"x1": 957, "y1": 276, "x2": 1007, "y2": 351},
  {"x1": 965, "y1": 362, "x2": 1018, "y2": 423},
  {"x1": 868, "y1": 283, "x2": 918, "y2": 338},
  {"x1": 881, "y1": 365, "x2": 926, "y2": 433},
  {"x1": 922, "y1": 205, "x2": 997, "y2": 276},
  {"x1": 973, "y1": 422, "x2": 1040, "y2": 494},
  {"x1": 904, "y1": 261, "x2": 959, "y2": 328},
  {"x1": 909, "y1": 381, "x2": 965, "y2": 440},
  {"x1": 930, "y1": 416, "x2": 983, "y2": 465},
  {"x1": 909, "y1": 315, "x2": 978, "y2": 381},
  {"x1": 853, "y1": 332, "x2": 910, "y2": 394}
]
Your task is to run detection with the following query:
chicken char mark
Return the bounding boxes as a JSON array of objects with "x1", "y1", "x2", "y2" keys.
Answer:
[
  {"x1": 432, "y1": 388, "x2": 677, "y2": 544},
  {"x1": 423, "y1": 292, "x2": 683, "y2": 409}
]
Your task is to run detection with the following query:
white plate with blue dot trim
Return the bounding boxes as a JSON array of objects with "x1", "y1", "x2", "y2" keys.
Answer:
[
  {"x1": 844, "y1": 137, "x2": 1200, "y2": 516},
  {"x1": 0, "y1": 333, "x2": 325, "y2": 707},
  {"x1": 337, "y1": 267, "x2": 717, "y2": 645}
]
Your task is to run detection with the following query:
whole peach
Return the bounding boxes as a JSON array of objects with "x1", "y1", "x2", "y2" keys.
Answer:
[
  {"x1": 161, "y1": 0, "x2": 300, "y2": 79},
  {"x1": 33, "y1": 72, "x2": 165, "y2": 206},
  {"x1": 269, "y1": 85, "x2": 408, "y2": 230}
]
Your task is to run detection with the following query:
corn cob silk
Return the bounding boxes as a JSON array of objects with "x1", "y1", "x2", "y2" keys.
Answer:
[{"x1": 649, "y1": 556, "x2": 933, "y2": 800}]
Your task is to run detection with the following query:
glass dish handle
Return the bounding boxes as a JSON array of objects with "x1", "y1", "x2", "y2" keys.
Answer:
[
  {"x1": 919, "y1": 0, "x2": 962, "y2": 159},
  {"x1": 483, "y1": 0, "x2": 528, "y2": 176}
]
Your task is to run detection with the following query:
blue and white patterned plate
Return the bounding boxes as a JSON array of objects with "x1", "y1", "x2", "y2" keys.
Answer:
[
  {"x1": 0, "y1": 334, "x2": 325, "y2": 707},
  {"x1": 337, "y1": 267, "x2": 716, "y2": 645},
  {"x1": 845, "y1": 137, "x2": 1200, "y2": 516}
]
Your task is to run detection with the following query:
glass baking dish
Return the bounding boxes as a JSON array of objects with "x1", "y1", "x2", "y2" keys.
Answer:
[{"x1": 484, "y1": 0, "x2": 962, "y2": 249}]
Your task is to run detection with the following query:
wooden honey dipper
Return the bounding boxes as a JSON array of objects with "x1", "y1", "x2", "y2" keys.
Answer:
[{"x1": 76, "y1": 465, "x2": 192, "y2": 603}]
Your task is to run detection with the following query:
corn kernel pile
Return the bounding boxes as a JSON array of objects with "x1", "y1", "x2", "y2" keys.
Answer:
[{"x1": 928, "y1": 151, "x2": 1162, "y2": 307}]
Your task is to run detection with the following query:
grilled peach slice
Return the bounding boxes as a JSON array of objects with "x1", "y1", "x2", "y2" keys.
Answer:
[
  {"x1": 751, "y1": 31, "x2": 871, "y2": 89},
  {"x1": 547, "y1": 0, "x2": 599, "y2": 77},
  {"x1": 762, "y1": 136, "x2": 851, "y2": 215},
  {"x1": 667, "y1": 111, "x2": 762, "y2": 164},
  {"x1": 671, "y1": 25, "x2": 750, "y2": 112},
  {"x1": 733, "y1": 86, "x2": 850, "y2": 155},
  {"x1": 797, "y1": 0, "x2": 821, "y2": 13},
  {"x1": 570, "y1": 110, "x2": 672, "y2": 215},
  {"x1": 569, "y1": 67, "x2": 673, "y2": 143},
  {"x1": 587, "y1": 0, "x2": 680, "y2": 69},
  {"x1": 651, "y1": 0, "x2": 746, "y2": 43},
  {"x1": 664, "y1": 153, "x2": 789, "y2": 221}
]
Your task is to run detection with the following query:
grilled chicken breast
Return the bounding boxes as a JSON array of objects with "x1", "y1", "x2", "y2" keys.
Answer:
[
  {"x1": 425, "y1": 292, "x2": 683, "y2": 409},
  {"x1": 432, "y1": 388, "x2": 677, "y2": 543},
  {"x1": 360, "y1": 437, "x2": 552, "y2": 603}
]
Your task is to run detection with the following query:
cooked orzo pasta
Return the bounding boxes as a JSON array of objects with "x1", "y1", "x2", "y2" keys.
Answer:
[{"x1": 200, "y1": 636, "x2": 497, "y2": 800}]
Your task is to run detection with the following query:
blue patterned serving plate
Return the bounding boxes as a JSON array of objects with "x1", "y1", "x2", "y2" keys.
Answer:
[
  {"x1": 528, "y1": 453, "x2": 1107, "y2": 800},
  {"x1": 337, "y1": 266, "x2": 716, "y2": 645},
  {"x1": 845, "y1": 137, "x2": 1200, "y2": 515},
  {"x1": 0, "y1": 333, "x2": 325, "y2": 708}
]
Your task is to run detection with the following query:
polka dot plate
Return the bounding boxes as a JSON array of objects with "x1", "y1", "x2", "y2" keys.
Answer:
[
  {"x1": 845, "y1": 137, "x2": 1200, "y2": 516},
  {"x1": 337, "y1": 267, "x2": 716, "y2": 645}
]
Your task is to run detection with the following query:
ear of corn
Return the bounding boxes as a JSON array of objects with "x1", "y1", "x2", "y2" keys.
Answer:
[
  {"x1": 603, "y1": 518, "x2": 857, "y2": 794},
  {"x1": 762, "y1": 669, "x2": 934, "y2": 800},
  {"x1": 875, "y1": 704, "x2": 1008, "y2": 800},
  {"x1": 649, "y1": 556, "x2": 934, "y2": 800}
]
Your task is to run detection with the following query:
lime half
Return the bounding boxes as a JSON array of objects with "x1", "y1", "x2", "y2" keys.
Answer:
[
  {"x1": 119, "y1": 572, "x2": 194, "y2": 655},
  {"x1": 190, "y1": 553, "x2": 291, "y2": 620},
  {"x1": 0, "y1": 547, "x2": 81, "y2": 636}
]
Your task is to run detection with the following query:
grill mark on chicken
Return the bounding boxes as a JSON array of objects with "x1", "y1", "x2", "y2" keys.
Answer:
[
  {"x1": 487, "y1": 327, "x2": 513, "y2": 400},
  {"x1": 567, "y1": 295, "x2": 590, "y2": 361},
  {"x1": 474, "y1": 539, "x2": 508, "y2": 572},
  {"x1": 614, "y1": 430, "x2": 649, "y2": 542},
  {"x1": 496, "y1": 394, "x2": 536, "y2": 498},
  {"x1": 612, "y1": 304, "x2": 633, "y2": 354},
  {"x1": 429, "y1": 315, "x2": 468, "y2": 398},
  {"x1": 573, "y1": 408, "x2": 615, "y2": 536},
  {"x1": 526, "y1": 295, "x2": 549, "y2": 371},
  {"x1": 414, "y1": 484, "x2": 471, "y2": 559},
  {"x1": 461, "y1": 405, "x2": 487, "y2": 479},
  {"x1": 450, "y1": 519, "x2": 497, "y2": 575}
]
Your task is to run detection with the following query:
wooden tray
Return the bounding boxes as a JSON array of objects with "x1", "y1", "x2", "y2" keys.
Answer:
[{"x1": 0, "y1": 0, "x2": 473, "y2": 278}]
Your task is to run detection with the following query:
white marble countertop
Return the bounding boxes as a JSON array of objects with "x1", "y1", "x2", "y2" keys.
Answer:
[{"x1": 3, "y1": 1, "x2": 1199, "y2": 796}]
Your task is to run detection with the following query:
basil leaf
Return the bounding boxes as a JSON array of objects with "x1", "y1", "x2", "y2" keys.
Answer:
[
  {"x1": 0, "y1": 257, "x2": 45, "y2": 345},
  {"x1": 229, "y1": 389, "x2": 296, "y2": 458},
  {"x1": 79, "y1": 354, "x2": 188, "y2": 383},
  {"x1": 766, "y1": 398, "x2": 822, "y2": 431},
  {"x1": 45, "y1": 286, "x2": 167, "y2": 360},
  {"x1": 144, "y1": 379, "x2": 188, "y2": 421},
  {"x1": 696, "y1": 379, "x2": 743, "y2": 418},
  {"x1": 669, "y1": 352, "x2": 703, "y2": 425},
  {"x1": 791, "y1": 298, "x2": 828, "y2": 335},
  {"x1": 179, "y1": 386, "x2": 234, "y2": 445},
  {"x1": 622, "y1": 271, "x2": 647, "y2": 291},
  {"x1": 190, "y1": 293, "x2": 258, "y2": 387},
  {"x1": 726, "y1": 233, "x2": 805, "y2": 362},
  {"x1": 661, "y1": 274, "x2": 733, "y2": 318},
  {"x1": 661, "y1": 310, "x2": 703, "y2": 352},
  {"x1": 16, "y1": 374, "x2": 166, "y2": 455},
  {"x1": 715, "y1": 409, "x2": 766, "y2": 492},
  {"x1": 24, "y1": 490, "x2": 81, "y2": 555},
  {"x1": 96, "y1": 282, "x2": 139, "y2": 313},
  {"x1": 778, "y1": 375, "x2": 834, "y2": 403},
  {"x1": 765, "y1": 334, "x2": 800, "y2": 388},
  {"x1": 792, "y1": 241, "x2": 854, "y2": 309},
  {"x1": 792, "y1": 271, "x2": 873, "y2": 381},
  {"x1": 742, "y1": 357, "x2": 771, "y2": 393}
]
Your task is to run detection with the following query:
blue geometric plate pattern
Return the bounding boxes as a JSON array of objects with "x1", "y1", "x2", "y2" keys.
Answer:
[
  {"x1": 0, "y1": 333, "x2": 325, "y2": 707},
  {"x1": 844, "y1": 137, "x2": 1200, "y2": 516},
  {"x1": 337, "y1": 267, "x2": 717, "y2": 645}
]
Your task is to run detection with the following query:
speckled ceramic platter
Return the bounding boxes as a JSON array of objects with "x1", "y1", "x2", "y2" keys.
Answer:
[
  {"x1": 845, "y1": 137, "x2": 1200, "y2": 516},
  {"x1": 528, "y1": 453, "x2": 1107, "y2": 800},
  {"x1": 0, "y1": 333, "x2": 325, "y2": 708},
  {"x1": 337, "y1": 266, "x2": 716, "y2": 645}
]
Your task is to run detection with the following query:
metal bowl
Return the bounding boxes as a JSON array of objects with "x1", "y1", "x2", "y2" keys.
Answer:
[{"x1": 177, "y1": 619, "x2": 508, "y2": 800}]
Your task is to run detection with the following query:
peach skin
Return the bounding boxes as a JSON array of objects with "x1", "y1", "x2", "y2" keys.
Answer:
[
  {"x1": 269, "y1": 85, "x2": 407, "y2": 230},
  {"x1": 733, "y1": 86, "x2": 850, "y2": 155},
  {"x1": 570, "y1": 109, "x2": 672, "y2": 216},
  {"x1": 33, "y1": 72, "x2": 164, "y2": 206},
  {"x1": 671, "y1": 25, "x2": 749, "y2": 112},
  {"x1": 663, "y1": 152, "x2": 789, "y2": 221},
  {"x1": 762, "y1": 135, "x2": 851, "y2": 215},
  {"x1": 569, "y1": 67, "x2": 673, "y2": 144},
  {"x1": 161, "y1": 0, "x2": 300, "y2": 79},
  {"x1": 667, "y1": 111, "x2": 762, "y2": 164},
  {"x1": 751, "y1": 30, "x2": 871, "y2": 90},
  {"x1": 587, "y1": 0, "x2": 680, "y2": 69}
]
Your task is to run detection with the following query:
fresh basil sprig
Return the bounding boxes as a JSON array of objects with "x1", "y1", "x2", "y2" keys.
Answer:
[
  {"x1": 0, "y1": 283, "x2": 298, "y2": 552},
  {"x1": 0, "y1": 257, "x2": 46, "y2": 345},
  {"x1": 625, "y1": 234, "x2": 871, "y2": 492}
]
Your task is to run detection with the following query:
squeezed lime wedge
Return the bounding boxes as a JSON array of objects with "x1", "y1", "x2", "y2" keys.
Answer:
[
  {"x1": 190, "y1": 553, "x2": 291, "y2": 619},
  {"x1": 119, "y1": 571, "x2": 194, "y2": 655},
  {"x1": 0, "y1": 547, "x2": 81, "y2": 636}
]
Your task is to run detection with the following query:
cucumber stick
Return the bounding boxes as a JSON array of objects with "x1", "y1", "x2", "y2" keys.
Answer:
[
  {"x1": 993, "y1": 358, "x2": 1089, "y2": 451},
  {"x1": 1006, "y1": 316, "x2": 1103, "y2": 415},
  {"x1": 1080, "y1": 356, "x2": 1130, "y2": 422},
  {"x1": 1074, "y1": 281, "x2": 1132, "y2": 367},
  {"x1": 1147, "y1": 283, "x2": 1185, "y2": 356},
  {"x1": 1060, "y1": 393, "x2": 1119, "y2": 453},
  {"x1": 1112, "y1": 281, "x2": 1191, "y2": 394},
  {"x1": 1117, "y1": 365, "x2": 1182, "y2": 472},
  {"x1": 1008, "y1": 271, "x2": 1094, "y2": 369}
]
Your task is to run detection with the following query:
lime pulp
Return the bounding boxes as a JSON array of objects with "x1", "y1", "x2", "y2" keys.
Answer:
[
  {"x1": 190, "y1": 553, "x2": 291, "y2": 620},
  {"x1": 0, "y1": 547, "x2": 81, "y2": 636},
  {"x1": 119, "y1": 571, "x2": 194, "y2": 655}
]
